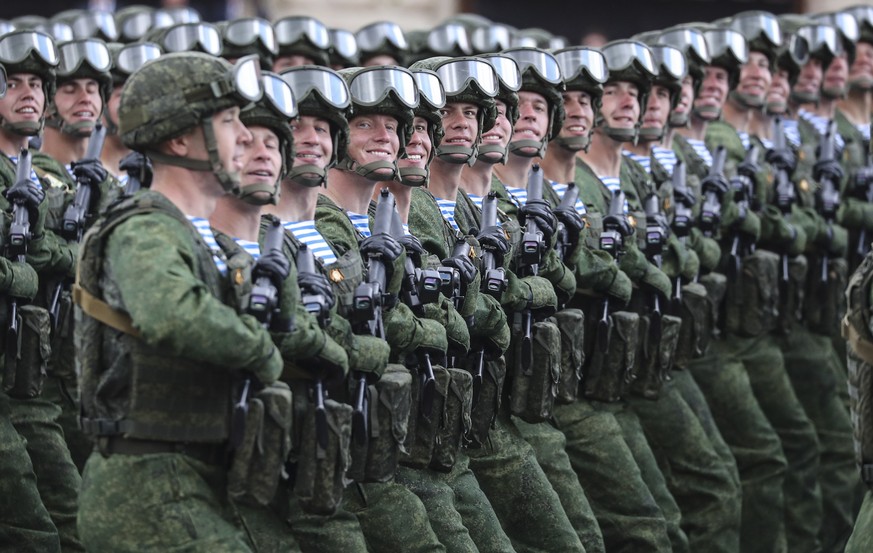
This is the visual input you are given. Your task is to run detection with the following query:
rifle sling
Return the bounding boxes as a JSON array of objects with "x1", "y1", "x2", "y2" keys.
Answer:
[{"x1": 72, "y1": 283, "x2": 141, "y2": 338}]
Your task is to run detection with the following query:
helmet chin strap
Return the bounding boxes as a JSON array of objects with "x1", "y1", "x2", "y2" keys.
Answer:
[
  {"x1": 436, "y1": 143, "x2": 477, "y2": 165},
  {"x1": 508, "y1": 138, "x2": 546, "y2": 158},
  {"x1": 336, "y1": 156, "x2": 398, "y2": 181},
  {"x1": 691, "y1": 104, "x2": 721, "y2": 121},
  {"x1": 289, "y1": 164, "x2": 327, "y2": 187},
  {"x1": 45, "y1": 105, "x2": 98, "y2": 138},
  {"x1": 790, "y1": 90, "x2": 819, "y2": 105},
  {"x1": 0, "y1": 116, "x2": 43, "y2": 136},
  {"x1": 476, "y1": 143, "x2": 509, "y2": 164},
  {"x1": 398, "y1": 165, "x2": 428, "y2": 186},
  {"x1": 668, "y1": 112, "x2": 689, "y2": 128},
  {"x1": 238, "y1": 181, "x2": 279, "y2": 205},
  {"x1": 849, "y1": 76, "x2": 873, "y2": 90},
  {"x1": 602, "y1": 126, "x2": 637, "y2": 142},
  {"x1": 765, "y1": 101, "x2": 788, "y2": 116},
  {"x1": 554, "y1": 135, "x2": 590, "y2": 152},
  {"x1": 637, "y1": 125, "x2": 664, "y2": 142},
  {"x1": 729, "y1": 90, "x2": 765, "y2": 109},
  {"x1": 820, "y1": 85, "x2": 847, "y2": 100}
]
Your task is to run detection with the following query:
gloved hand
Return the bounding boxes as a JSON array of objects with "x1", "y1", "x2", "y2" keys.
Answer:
[
  {"x1": 441, "y1": 252, "x2": 478, "y2": 291},
  {"x1": 298, "y1": 270, "x2": 336, "y2": 312},
  {"x1": 814, "y1": 158, "x2": 844, "y2": 185},
  {"x1": 470, "y1": 293, "x2": 510, "y2": 355},
  {"x1": 519, "y1": 199, "x2": 558, "y2": 246},
  {"x1": 71, "y1": 158, "x2": 108, "y2": 186},
  {"x1": 424, "y1": 300, "x2": 471, "y2": 355},
  {"x1": 4, "y1": 176, "x2": 46, "y2": 226},
  {"x1": 119, "y1": 151, "x2": 153, "y2": 187},
  {"x1": 640, "y1": 262, "x2": 672, "y2": 299},
  {"x1": 765, "y1": 147, "x2": 796, "y2": 174},
  {"x1": 399, "y1": 234, "x2": 427, "y2": 268},
  {"x1": 476, "y1": 225, "x2": 511, "y2": 268},
  {"x1": 554, "y1": 205, "x2": 585, "y2": 251},
  {"x1": 502, "y1": 271, "x2": 557, "y2": 314},
  {"x1": 360, "y1": 232, "x2": 404, "y2": 284},
  {"x1": 348, "y1": 334, "x2": 391, "y2": 378},
  {"x1": 253, "y1": 247, "x2": 291, "y2": 289}
]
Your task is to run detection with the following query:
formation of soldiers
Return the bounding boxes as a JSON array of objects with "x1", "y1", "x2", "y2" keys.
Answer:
[{"x1": 3, "y1": 4, "x2": 873, "y2": 553}]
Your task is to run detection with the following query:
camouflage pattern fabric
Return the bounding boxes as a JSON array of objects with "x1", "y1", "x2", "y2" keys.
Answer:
[
  {"x1": 845, "y1": 490, "x2": 873, "y2": 553},
  {"x1": 284, "y1": 493, "x2": 370, "y2": 553}
]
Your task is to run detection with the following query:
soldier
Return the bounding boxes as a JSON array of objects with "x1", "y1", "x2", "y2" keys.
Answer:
[
  {"x1": 74, "y1": 52, "x2": 285, "y2": 552},
  {"x1": 273, "y1": 16, "x2": 331, "y2": 70},
  {"x1": 355, "y1": 21, "x2": 408, "y2": 66}
]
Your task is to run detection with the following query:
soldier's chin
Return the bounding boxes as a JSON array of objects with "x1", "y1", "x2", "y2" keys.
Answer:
[
  {"x1": 821, "y1": 85, "x2": 847, "y2": 99},
  {"x1": 692, "y1": 105, "x2": 721, "y2": 120},
  {"x1": 668, "y1": 112, "x2": 689, "y2": 128},
  {"x1": 849, "y1": 75, "x2": 873, "y2": 90},
  {"x1": 765, "y1": 100, "x2": 788, "y2": 115}
]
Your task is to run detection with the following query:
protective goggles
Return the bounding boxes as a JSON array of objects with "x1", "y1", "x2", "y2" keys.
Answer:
[
  {"x1": 704, "y1": 29, "x2": 749, "y2": 65},
  {"x1": 71, "y1": 11, "x2": 118, "y2": 41},
  {"x1": 115, "y1": 42, "x2": 162, "y2": 77},
  {"x1": 224, "y1": 18, "x2": 277, "y2": 54},
  {"x1": 34, "y1": 22, "x2": 73, "y2": 42},
  {"x1": 797, "y1": 25, "x2": 843, "y2": 60},
  {"x1": 0, "y1": 65, "x2": 7, "y2": 97},
  {"x1": 481, "y1": 54, "x2": 522, "y2": 91},
  {"x1": 275, "y1": 16, "x2": 329, "y2": 49},
  {"x1": 555, "y1": 47, "x2": 608, "y2": 84},
  {"x1": 355, "y1": 21, "x2": 407, "y2": 52},
  {"x1": 279, "y1": 66, "x2": 350, "y2": 109},
  {"x1": 329, "y1": 28, "x2": 358, "y2": 61},
  {"x1": 157, "y1": 7, "x2": 201, "y2": 25},
  {"x1": 0, "y1": 21, "x2": 14, "y2": 36},
  {"x1": 510, "y1": 35, "x2": 538, "y2": 48},
  {"x1": 435, "y1": 57, "x2": 499, "y2": 97},
  {"x1": 730, "y1": 12, "x2": 783, "y2": 48},
  {"x1": 119, "y1": 10, "x2": 174, "y2": 42},
  {"x1": 427, "y1": 22, "x2": 472, "y2": 55},
  {"x1": 813, "y1": 12, "x2": 860, "y2": 43},
  {"x1": 0, "y1": 31, "x2": 59, "y2": 67},
  {"x1": 784, "y1": 34, "x2": 811, "y2": 67},
  {"x1": 846, "y1": 6, "x2": 873, "y2": 29},
  {"x1": 162, "y1": 23, "x2": 222, "y2": 56},
  {"x1": 502, "y1": 47, "x2": 562, "y2": 84},
  {"x1": 348, "y1": 66, "x2": 418, "y2": 108},
  {"x1": 412, "y1": 70, "x2": 446, "y2": 109},
  {"x1": 471, "y1": 24, "x2": 513, "y2": 53},
  {"x1": 262, "y1": 72, "x2": 297, "y2": 118},
  {"x1": 652, "y1": 45, "x2": 687, "y2": 80},
  {"x1": 187, "y1": 55, "x2": 263, "y2": 104},
  {"x1": 57, "y1": 39, "x2": 111, "y2": 76},
  {"x1": 602, "y1": 41, "x2": 658, "y2": 78},
  {"x1": 656, "y1": 28, "x2": 711, "y2": 66}
]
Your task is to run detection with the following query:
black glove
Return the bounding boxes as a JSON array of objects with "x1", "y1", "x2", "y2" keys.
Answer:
[
  {"x1": 119, "y1": 151, "x2": 153, "y2": 187},
  {"x1": 4, "y1": 178, "x2": 45, "y2": 224},
  {"x1": 441, "y1": 253, "x2": 477, "y2": 290},
  {"x1": 253, "y1": 248, "x2": 291, "y2": 288},
  {"x1": 298, "y1": 270, "x2": 336, "y2": 312},
  {"x1": 360, "y1": 232, "x2": 404, "y2": 283},
  {"x1": 554, "y1": 205, "x2": 585, "y2": 247},
  {"x1": 476, "y1": 225, "x2": 510, "y2": 267},
  {"x1": 700, "y1": 172, "x2": 730, "y2": 197},
  {"x1": 398, "y1": 234, "x2": 427, "y2": 268},
  {"x1": 71, "y1": 157, "x2": 108, "y2": 186},
  {"x1": 765, "y1": 147, "x2": 796, "y2": 174},
  {"x1": 814, "y1": 158, "x2": 844, "y2": 185},
  {"x1": 519, "y1": 199, "x2": 557, "y2": 244}
]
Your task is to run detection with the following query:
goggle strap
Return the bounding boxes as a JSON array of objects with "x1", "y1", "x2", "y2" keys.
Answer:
[{"x1": 146, "y1": 149, "x2": 212, "y2": 172}]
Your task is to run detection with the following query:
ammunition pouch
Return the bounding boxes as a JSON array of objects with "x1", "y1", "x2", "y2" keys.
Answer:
[
  {"x1": 630, "y1": 313, "x2": 682, "y2": 400},
  {"x1": 804, "y1": 255, "x2": 848, "y2": 337},
  {"x1": 347, "y1": 364, "x2": 411, "y2": 483},
  {"x1": 674, "y1": 283, "x2": 713, "y2": 367},
  {"x1": 553, "y1": 308, "x2": 585, "y2": 404},
  {"x1": 49, "y1": 284, "x2": 77, "y2": 381},
  {"x1": 583, "y1": 308, "x2": 639, "y2": 403},
  {"x1": 2, "y1": 305, "x2": 51, "y2": 399},
  {"x1": 724, "y1": 249, "x2": 779, "y2": 337},
  {"x1": 509, "y1": 320, "x2": 561, "y2": 423},
  {"x1": 228, "y1": 382, "x2": 293, "y2": 507},
  {"x1": 403, "y1": 364, "x2": 447, "y2": 469},
  {"x1": 466, "y1": 354, "x2": 506, "y2": 449},
  {"x1": 775, "y1": 255, "x2": 808, "y2": 333},
  {"x1": 431, "y1": 368, "x2": 472, "y2": 472}
]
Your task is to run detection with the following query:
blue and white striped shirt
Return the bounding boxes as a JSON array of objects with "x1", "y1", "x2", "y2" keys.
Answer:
[
  {"x1": 8, "y1": 156, "x2": 39, "y2": 185},
  {"x1": 858, "y1": 123, "x2": 871, "y2": 143},
  {"x1": 798, "y1": 109, "x2": 845, "y2": 153},
  {"x1": 652, "y1": 146, "x2": 678, "y2": 176},
  {"x1": 234, "y1": 238, "x2": 261, "y2": 261},
  {"x1": 186, "y1": 216, "x2": 227, "y2": 275},
  {"x1": 284, "y1": 220, "x2": 338, "y2": 265},
  {"x1": 347, "y1": 211, "x2": 371, "y2": 238},
  {"x1": 550, "y1": 181, "x2": 588, "y2": 216},
  {"x1": 737, "y1": 131, "x2": 751, "y2": 151},
  {"x1": 435, "y1": 198, "x2": 460, "y2": 233},
  {"x1": 782, "y1": 118, "x2": 802, "y2": 149},
  {"x1": 599, "y1": 176, "x2": 629, "y2": 214},
  {"x1": 623, "y1": 151, "x2": 651, "y2": 173},
  {"x1": 685, "y1": 138, "x2": 713, "y2": 168},
  {"x1": 504, "y1": 185, "x2": 528, "y2": 208}
]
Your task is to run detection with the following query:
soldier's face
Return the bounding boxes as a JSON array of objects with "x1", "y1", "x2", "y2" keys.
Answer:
[
  {"x1": 601, "y1": 81, "x2": 640, "y2": 130},
  {"x1": 347, "y1": 113, "x2": 400, "y2": 177},
  {"x1": 54, "y1": 78, "x2": 102, "y2": 130},
  {"x1": 737, "y1": 51, "x2": 772, "y2": 106},
  {"x1": 767, "y1": 69, "x2": 791, "y2": 113},
  {"x1": 559, "y1": 90, "x2": 593, "y2": 140},
  {"x1": 240, "y1": 125, "x2": 282, "y2": 198},
  {"x1": 672, "y1": 75, "x2": 694, "y2": 118},
  {"x1": 693, "y1": 66, "x2": 729, "y2": 117},
  {"x1": 849, "y1": 41, "x2": 873, "y2": 88},
  {"x1": 363, "y1": 54, "x2": 400, "y2": 67},
  {"x1": 0, "y1": 73, "x2": 44, "y2": 126},
  {"x1": 479, "y1": 99, "x2": 513, "y2": 163},
  {"x1": 642, "y1": 84, "x2": 670, "y2": 131},
  {"x1": 273, "y1": 55, "x2": 316, "y2": 71},
  {"x1": 513, "y1": 90, "x2": 550, "y2": 154},
  {"x1": 106, "y1": 85, "x2": 122, "y2": 129},
  {"x1": 822, "y1": 52, "x2": 849, "y2": 93},
  {"x1": 291, "y1": 115, "x2": 333, "y2": 170},
  {"x1": 439, "y1": 102, "x2": 479, "y2": 162},
  {"x1": 211, "y1": 106, "x2": 252, "y2": 176},
  {"x1": 399, "y1": 116, "x2": 432, "y2": 171},
  {"x1": 794, "y1": 58, "x2": 823, "y2": 98}
]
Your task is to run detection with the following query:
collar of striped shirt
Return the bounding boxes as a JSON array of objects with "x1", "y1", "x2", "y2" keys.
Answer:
[
  {"x1": 186, "y1": 216, "x2": 228, "y2": 275},
  {"x1": 283, "y1": 220, "x2": 338, "y2": 265},
  {"x1": 346, "y1": 211, "x2": 371, "y2": 238}
]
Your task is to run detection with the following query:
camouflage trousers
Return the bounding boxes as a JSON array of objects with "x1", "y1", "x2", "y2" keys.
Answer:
[
  {"x1": 845, "y1": 489, "x2": 873, "y2": 553},
  {"x1": 78, "y1": 452, "x2": 254, "y2": 552},
  {"x1": 553, "y1": 398, "x2": 673, "y2": 553},
  {"x1": 0, "y1": 392, "x2": 61, "y2": 553},
  {"x1": 284, "y1": 492, "x2": 369, "y2": 553},
  {"x1": 715, "y1": 333, "x2": 823, "y2": 553},
  {"x1": 7, "y1": 392, "x2": 84, "y2": 552},
  {"x1": 396, "y1": 453, "x2": 516, "y2": 553},
  {"x1": 513, "y1": 417, "x2": 606, "y2": 553},
  {"x1": 628, "y1": 377, "x2": 742, "y2": 553},
  {"x1": 467, "y1": 409, "x2": 585, "y2": 553},
  {"x1": 688, "y1": 340, "x2": 788, "y2": 553},
  {"x1": 601, "y1": 400, "x2": 690, "y2": 553},
  {"x1": 778, "y1": 324, "x2": 861, "y2": 553},
  {"x1": 234, "y1": 496, "x2": 300, "y2": 553}
]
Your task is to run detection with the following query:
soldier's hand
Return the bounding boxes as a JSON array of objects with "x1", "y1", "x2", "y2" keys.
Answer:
[
  {"x1": 398, "y1": 234, "x2": 426, "y2": 268},
  {"x1": 119, "y1": 151, "x2": 153, "y2": 187},
  {"x1": 554, "y1": 206, "x2": 585, "y2": 247},
  {"x1": 765, "y1": 147, "x2": 796, "y2": 173},
  {"x1": 349, "y1": 334, "x2": 390, "y2": 378},
  {"x1": 476, "y1": 225, "x2": 510, "y2": 267},
  {"x1": 298, "y1": 271, "x2": 336, "y2": 311},
  {"x1": 360, "y1": 232, "x2": 404, "y2": 275},
  {"x1": 252, "y1": 345, "x2": 283, "y2": 385},
  {"x1": 519, "y1": 199, "x2": 557, "y2": 244},
  {"x1": 441, "y1": 253, "x2": 477, "y2": 291},
  {"x1": 7, "y1": 261, "x2": 39, "y2": 300},
  {"x1": 5, "y1": 178, "x2": 45, "y2": 224},
  {"x1": 314, "y1": 335, "x2": 348, "y2": 386},
  {"x1": 813, "y1": 158, "x2": 844, "y2": 185},
  {"x1": 254, "y1": 249, "x2": 291, "y2": 288},
  {"x1": 71, "y1": 157, "x2": 108, "y2": 186}
]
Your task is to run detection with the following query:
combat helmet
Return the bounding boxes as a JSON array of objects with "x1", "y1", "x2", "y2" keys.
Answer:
[
  {"x1": 147, "y1": 22, "x2": 223, "y2": 57},
  {"x1": 104, "y1": 41, "x2": 162, "y2": 135},
  {"x1": 328, "y1": 28, "x2": 359, "y2": 69},
  {"x1": 219, "y1": 18, "x2": 277, "y2": 70},
  {"x1": 843, "y1": 5, "x2": 873, "y2": 89},
  {"x1": 502, "y1": 47, "x2": 565, "y2": 156},
  {"x1": 599, "y1": 40, "x2": 658, "y2": 142},
  {"x1": 46, "y1": 38, "x2": 113, "y2": 137},
  {"x1": 119, "y1": 52, "x2": 264, "y2": 194},
  {"x1": 274, "y1": 16, "x2": 330, "y2": 67},
  {"x1": 0, "y1": 30, "x2": 59, "y2": 135},
  {"x1": 355, "y1": 21, "x2": 408, "y2": 66},
  {"x1": 553, "y1": 46, "x2": 607, "y2": 150},
  {"x1": 279, "y1": 65, "x2": 350, "y2": 187},
  {"x1": 406, "y1": 22, "x2": 473, "y2": 65},
  {"x1": 115, "y1": 5, "x2": 174, "y2": 44},
  {"x1": 478, "y1": 53, "x2": 522, "y2": 162}
]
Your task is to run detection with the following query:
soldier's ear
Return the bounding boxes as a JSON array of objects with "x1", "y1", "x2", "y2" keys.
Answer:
[{"x1": 163, "y1": 127, "x2": 199, "y2": 157}]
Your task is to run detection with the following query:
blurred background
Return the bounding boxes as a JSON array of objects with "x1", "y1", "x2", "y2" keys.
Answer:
[{"x1": 0, "y1": 0, "x2": 865, "y2": 42}]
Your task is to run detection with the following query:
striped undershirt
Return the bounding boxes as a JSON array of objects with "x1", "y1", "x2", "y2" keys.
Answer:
[
  {"x1": 186, "y1": 216, "x2": 227, "y2": 275},
  {"x1": 685, "y1": 138, "x2": 713, "y2": 168},
  {"x1": 549, "y1": 181, "x2": 587, "y2": 216},
  {"x1": 858, "y1": 123, "x2": 871, "y2": 143},
  {"x1": 284, "y1": 220, "x2": 338, "y2": 265},
  {"x1": 623, "y1": 150, "x2": 651, "y2": 173},
  {"x1": 737, "y1": 131, "x2": 751, "y2": 151},
  {"x1": 781, "y1": 118, "x2": 802, "y2": 148},
  {"x1": 435, "y1": 198, "x2": 460, "y2": 232},
  {"x1": 234, "y1": 238, "x2": 261, "y2": 261},
  {"x1": 652, "y1": 146, "x2": 678, "y2": 176},
  {"x1": 8, "y1": 156, "x2": 39, "y2": 184},
  {"x1": 346, "y1": 211, "x2": 371, "y2": 238},
  {"x1": 798, "y1": 109, "x2": 845, "y2": 153},
  {"x1": 599, "y1": 176, "x2": 629, "y2": 214}
]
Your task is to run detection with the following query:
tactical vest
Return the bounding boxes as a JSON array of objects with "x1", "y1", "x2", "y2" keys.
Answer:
[
  {"x1": 842, "y1": 252, "x2": 873, "y2": 484},
  {"x1": 76, "y1": 191, "x2": 234, "y2": 443},
  {"x1": 313, "y1": 197, "x2": 366, "y2": 319}
]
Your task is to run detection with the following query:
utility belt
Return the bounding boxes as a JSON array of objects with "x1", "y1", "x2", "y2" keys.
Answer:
[
  {"x1": 723, "y1": 249, "x2": 780, "y2": 337},
  {"x1": 97, "y1": 436, "x2": 229, "y2": 466},
  {"x1": 803, "y1": 254, "x2": 847, "y2": 338},
  {"x1": 576, "y1": 295, "x2": 638, "y2": 403}
]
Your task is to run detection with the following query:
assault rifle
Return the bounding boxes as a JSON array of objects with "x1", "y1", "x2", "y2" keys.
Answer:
[
  {"x1": 598, "y1": 189, "x2": 632, "y2": 353},
  {"x1": 699, "y1": 146, "x2": 728, "y2": 238},
  {"x1": 517, "y1": 164, "x2": 547, "y2": 371},
  {"x1": 670, "y1": 160, "x2": 693, "y2": 306},
  {"x1": 729, "y1": 143, "x2": 760, "y2": 280},
  {"x1": 555, "y1": 182, "x2": 580, "y2": 262},
  {"x1": 815, "y1": 120, "x2": 840, "y2": 285},
  {"x1": 6, "y1": 149, "x2": 34, "y2": 360},
  {"x1": 297, "y1": 242, "x2": 330, "y2": 450},
  {"x1": 120, "y1": 153, "x2": 151, "y2": 198},
  {"x1": 643, "y1": 192, "x2": 668, "y2": 343}
]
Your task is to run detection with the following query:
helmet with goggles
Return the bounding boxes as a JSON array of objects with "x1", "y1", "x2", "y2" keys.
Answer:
[
  {"x1": 696, "y1": 25, "x2": 748, "y2": 87},
  {"x1": 328, "y1": 28, "x2": 359, "y2": 68},
  {"x1": 813, "y1": 12, "x2": 859, "y2": 63},
  {"x1": 219, "y1": 18, "x2": 277, "y2": 70},
  {"x1": 335, "y1": 65, "x2": 417, "y2": 181},
  {"x1": 147, "y1": 22, "x2": 223, "y2": 57},
  {"x1": 0, "y1": 30, "x2": 59, "y2": 136},
  {"x1": 237, "y1": 71, "x2": 297, "y2": 205},
  {"x1": 656, "y1": 25, "x2": 711, "y2": 88},
  {"x1": 0, "y1": 66, "x2": 7, "y2": 98},
  {"x1": 115, "y1": 6, "x2": 174, "y2": 44},
  {"x1": 727, "y1": 11, "x2": 783, "y2": 68},
  {"x1": 401, "y1": 69, "x2": 446, "y2": 185},
  {"x1": 844, "y1": 5, "x2": 873, "y2": 45},
  {"x1": 279, "y1": 65, "x2": 350, "y2": 187},
  {"x1": 119, "y1": 52, "x2": 264, "y2": 194},
  {"x1": 406, "y1": 22, "x2": 473, "y2": 65},
  {"x1": 478, "y1": 53, "x2": 522, "y2": 162},
  {"x1": 47, "y1": 38, "x2": 113, "y2": 137},
  {"x1": 104, "y1": 41, "x2": 162, "y2": 135},
  {"x1": 274, "y1": 16, "x2": 330, "y2": 67},
  {"x1": 14, "y1": 17, "x2": 75, "y2": 43},
  {"x1": 512, "y1": 28, "x2": 569, "y2": 51},
  {"x1": 599, "y1": 40, "x2": 656, "y2": 142},
  {"x1": 410, "y1": 56, "x2": 498, "y2": 165},
  {"x1": 502, "y1": 46, "x2": 565, "y2": 157},
  {"x1": 552, "y1": 46, "x2": 606, "y2": 151},
  {"x1": 158, "y1": 7, "x2": 201, "y2": 25},
  {"x1": 643, "y1": 44, "x2": 687, "y2": 139},
  {"x1": 355, "y1": 21, "x2": 408, "y2": 66}
]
